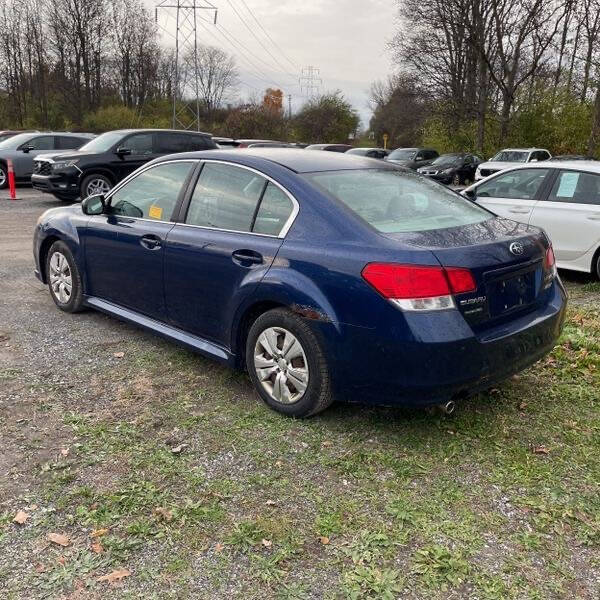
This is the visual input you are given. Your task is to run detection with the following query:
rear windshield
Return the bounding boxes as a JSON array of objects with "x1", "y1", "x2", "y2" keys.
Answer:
[
  {"x1": 388, "y1": 148, "x2": 417, "y2": 160},
  {"x1": 305, "y1": 169, "x2": 491, "y2": 233},
  {"x1": 491, "y1": 150, "x2": 528, "y2": 162}
]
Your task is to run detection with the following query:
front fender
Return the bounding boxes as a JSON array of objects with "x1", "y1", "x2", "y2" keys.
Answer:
[{"x1": 35, "y1": 208, "x2": 87, "y2": 284}]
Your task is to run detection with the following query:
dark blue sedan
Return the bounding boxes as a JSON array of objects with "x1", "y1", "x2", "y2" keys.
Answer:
[{"x1": 33, "y1": 149, "x2": 566, "y2": 417}]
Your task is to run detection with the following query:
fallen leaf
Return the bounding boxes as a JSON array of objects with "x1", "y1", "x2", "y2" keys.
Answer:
[
  {"x1": 97, "y1": 568, "x2": 131, "y2": 584},
  {"x1": 48, "y1": 533, "x2": 70, "y2": 547},
  {"x1": 154, "y1": 507, "x2": 173, "y2": 522},
  {"x1": 113, "y1": 352, "x2": 125, "y2": 358},
  {"x1": 171, "y1": 443, "x2": 188, "y2": 454},
  {"x1": 34, "y1": 563, "x2": 46, "y2": 573},
  {"x1": 91, "y1": 542, "x2": 104, "y2": 554},
  {"x1": 261, "y1": 538, "x2": 272, "y2": 548},
  {"x1": 60, "y1": 448, "x2": 69, "y2": 457},
  {"x1": 532, "y1": 445, "x2": 550, "y2": 455},
  {"x1": 57, "y1": 556, "x2": 67, "y2": 565},
  {"x1": 318, "y1": 536, "x2": 330, "y2": 545},
  {"x1": 275, "y1": 460, "x2": 283, "y2": 468},
  {"x1": 90, "y1": 528, "x2": 109, "y2": 538},
  {"x1": 265, "y1": 499, "x2": 276, "y2": 506},
  {"x1": 13, "y1": 510, "x2": 29, "y2": 524},
  {"x1": 519, "y1": 401, "x2": 528, "y2": 410},
  {"x1": 214, "y1": 542, "x2": 224, "y2": 553},
  {"x1": 322, "y1": 440, "x2": 333, "y2": 447}
]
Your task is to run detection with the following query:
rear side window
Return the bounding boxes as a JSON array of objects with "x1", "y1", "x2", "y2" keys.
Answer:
[
  {"x1": 548, "y1": 170, "x2": 600, "y2": 205},
  {"x1": 253, "y1": 183, "x2": 294, "y2": 235},
  {"x1": 157, "y1": 133, "x2": 214, "y2": 153},
  {"x1": 306, "y1": 169, "x2": 491, "y2": 233},
  {"x1": 477, "y1": 169, "x2": 549, "y2": 200},
  {"x1": 110, "y1": 162, "x2": 193, "y2": 219},
  {"x1": 58, "y1": 136, "x2": 86, "y2": 150},
  {"x1": 185, "y1": 163, "x2": 266, "y2": 232}
]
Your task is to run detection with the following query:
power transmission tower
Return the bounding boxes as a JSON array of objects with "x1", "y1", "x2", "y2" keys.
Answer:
[
  {"x1": 299, "y1": 66, "x2": 322, "y2": 98},
  {"x1": 155, "y1": 1, "x2": 218, "y2": 130}
]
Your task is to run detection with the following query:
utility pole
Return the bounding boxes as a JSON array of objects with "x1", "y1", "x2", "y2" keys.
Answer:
[
  {"x1": 299, "y1": 66, "x2": 322, "y2": 98},
  {"x1": 287, "y1": 94, "x2": 292, "y2": 118},
  {"x1": 155, "y1": 0, "x2": 218, "y2": 131}
]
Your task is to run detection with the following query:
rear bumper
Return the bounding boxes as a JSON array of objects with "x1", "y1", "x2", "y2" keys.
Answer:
[
  {"x1": 313, "y1": 281, "x2": 567, "y2": 406},
  {"x1": 31, "y1": 172, "x2": 80, "y2": 198}
]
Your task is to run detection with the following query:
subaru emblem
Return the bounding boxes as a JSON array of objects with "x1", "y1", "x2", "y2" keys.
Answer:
[{"x1": 509, "y1": 242, "x2": 524, "y2": 255}]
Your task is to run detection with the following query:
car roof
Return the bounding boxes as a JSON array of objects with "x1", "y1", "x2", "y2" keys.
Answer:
[
  {"x1": 105, "y1": 128, "x2": 212, "y2": 136},
  {"x1": 497, "y1": 147, "x2": 549, "y2": 152},
  {"x1": 155, "y1": 148, "x2": 394, "y2": 173},
  {"x1": 481, "y1": 160, "x2": 600, "y2": 174}
]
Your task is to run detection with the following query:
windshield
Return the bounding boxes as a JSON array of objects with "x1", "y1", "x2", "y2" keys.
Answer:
[
  {"x1": 388, "y1": 149, "x2": 417, "y2": 161},
  {"x1": 431, "y1": 154, "x2": 463, "y2": 167},
  {"x1": 306, "y1": 169, "x2": 491, "y2": 233},
  {"x1": 0, "y1": 132, "x2": 35, "y2": 149},
  {"x1": 491, "y1": 150, "x2": 528, "y2": 162},
  {"x1": 78, "y1": 131, "x2": 126, "y2": 153}
]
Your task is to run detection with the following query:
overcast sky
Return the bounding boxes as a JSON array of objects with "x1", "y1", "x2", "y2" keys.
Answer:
[{"x1": 151, "y1": 0, "x2": 398, "y2": 127}]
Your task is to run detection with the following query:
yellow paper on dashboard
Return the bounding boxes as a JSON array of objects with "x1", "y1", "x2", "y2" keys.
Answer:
[{"x1": 149, "y1": 205, "x2": 163, "y2": 219}]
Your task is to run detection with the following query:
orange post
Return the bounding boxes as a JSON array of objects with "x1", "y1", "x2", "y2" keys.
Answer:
[{"x1": 7, "y1": 159, "x2": 17, "y2": 200}]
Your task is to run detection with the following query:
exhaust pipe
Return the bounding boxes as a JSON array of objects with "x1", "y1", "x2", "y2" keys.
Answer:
[{"x1": 438, "y1": 400, "x2": 456, "y2": 415}]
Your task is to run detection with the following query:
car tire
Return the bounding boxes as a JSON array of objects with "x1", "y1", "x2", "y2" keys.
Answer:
[
  {"x1": 452, "y1": 174, "x2": 461, "y2": 186},
  {"x1": 80, "y1": 174, "x2": 112, "y2": 199},
  {"x1": 0, "y1": 163, "x2": 7, "y2": 189},
  {"x1": 595, "y1": 251, "x2": 600, "y2": 280},
  {"x1": 45, "y1": 240, "x2": 84, "y2": 313},
  {"x1": 463, "y1": 177, "x2": 472, "y2": 186},
  {"x1": 246, "y1": 308, "x2": 333, "y2": 417}
]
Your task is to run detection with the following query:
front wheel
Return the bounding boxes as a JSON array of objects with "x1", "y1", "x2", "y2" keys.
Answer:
[
  {"x1": 246, "y1": 308, "x2": 333, "y2": 417},
  {"x1": 45, "y1": 240, "x2": 84, "y2": 312},
  {"x1": 595, "y1": 252, "x2": 600, "y2": 280},
  {"x1": 80, "y1": 174, "x2": 112, "y2": 199},
  {"x1": 452, "y1": 174, "x2": 461, "y2": 186}
]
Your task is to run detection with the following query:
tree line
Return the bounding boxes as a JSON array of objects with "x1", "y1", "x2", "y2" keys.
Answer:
[
  {"x1": 371, "y1": 0, "x2": 600, "y2": 157},
  {"x1": 0, "y1": 0, "x2": 359, "y2": 143}
]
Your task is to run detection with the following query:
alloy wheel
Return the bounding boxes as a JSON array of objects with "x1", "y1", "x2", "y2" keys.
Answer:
[
  {"x1": 86, "y1": 177, "x2": 111, "y2": 196},
  {"x1": 49, "y1": 251, "x2": 72, "y2": 304},
  {"x1": 452, "y1": 174, "x2": 461, "y2": 186},
  {"x1": 253, "y1": 327, "x2": 309, "y2": 404},
  {"x1": 0, "y1": 167, "x2": 6, "y2": 187}
]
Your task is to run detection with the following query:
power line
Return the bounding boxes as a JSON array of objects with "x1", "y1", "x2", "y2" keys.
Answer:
[
  {"x1": 237, "y1": 0, "x2": 300, "y2": 71},
  {"x1": 225, "y1": 0, "x2": 298, "y2": 81}
]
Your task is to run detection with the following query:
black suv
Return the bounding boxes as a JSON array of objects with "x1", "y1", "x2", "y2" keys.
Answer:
[{"x1": 31, "y1": 129, "x2": 217, "y2": 201}]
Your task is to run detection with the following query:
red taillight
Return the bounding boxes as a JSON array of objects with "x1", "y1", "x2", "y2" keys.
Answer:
[
  {"x1": 361, "y1": 263, "x2": 476, "y2": 299},
  {"x1": 445, "y1": 267, "x2": 477, "y2": 294},
  {"x1": 544, "y1": 245, "x2": 555, "y2": 269}
]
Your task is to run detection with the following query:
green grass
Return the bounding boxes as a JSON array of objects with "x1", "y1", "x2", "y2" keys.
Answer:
[{"x1": 1, "y1": 301, "x2": 599, "y2": 598}]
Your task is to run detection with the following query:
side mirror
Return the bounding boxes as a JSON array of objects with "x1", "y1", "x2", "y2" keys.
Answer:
[
  {"x1": 463, "y1": 188, "x2": 476, "y2": 200},
  {"x1": 81, "y1": 194, "x2": 106, "y2": 215},
  {"x1": 116, "y1": 147, "x2": 132, "y2": 156},
  {"x1": 21, "y1": 145, "x2": 34, "y2": 153}
]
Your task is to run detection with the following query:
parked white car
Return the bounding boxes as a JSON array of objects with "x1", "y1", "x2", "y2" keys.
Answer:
[
  {"x1": 463, "y1": 161, "x2": 600, "y2": 277},
  {"x1": 474, "y1": 148, "x2": 552, "y2": 181}
]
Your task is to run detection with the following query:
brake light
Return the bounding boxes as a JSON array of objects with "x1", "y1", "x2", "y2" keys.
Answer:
[
  {"x1": 543, "y1": 245, "x2": 557, "y2": 285},
  {"x1": 361, "y1": 263, "x2": 476, "y2": 311}
]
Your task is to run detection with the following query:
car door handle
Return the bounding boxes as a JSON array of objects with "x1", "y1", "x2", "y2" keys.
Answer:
[
  {"x1": 140, "y1": 234, "x2": 162, "y2": 250},
  {"x1": 586, "y1": 215, "x2": 600, "y2": 221},
  {"x1": 232, "y1": 249, "x2": 263, "y2": 266},
  {"x1": 508, "y1": 208, "x2": 530, "y2": 214}
]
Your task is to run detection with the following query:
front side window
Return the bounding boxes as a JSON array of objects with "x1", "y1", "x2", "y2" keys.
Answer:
[
  {"x1": 125, "y1": 133, "x2": 154, "y2": 155},
  {"x1": 253, "y1": 183, "x2": 294, "y2": 235},
  {"x1": 23, "y1": 136, "x2": 54, "y2": 150},
  {"x1": 306, "y1": 169, "x2": 491, "y2": 233},
  {"x1": 477, "y1": 168, "x2": 549, "y2": 200},
  {"x1": 185, "y1": 163, "x2": 266, "y2": 232},
  {"x1": 548, "y1": 170, "x2": 600, "y2": 205},
  {"x1": 109, "y1": 162, "x2": 193, "y2": 219}
]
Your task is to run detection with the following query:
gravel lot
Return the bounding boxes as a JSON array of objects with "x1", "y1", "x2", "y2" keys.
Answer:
[{"x1": 1, "y1": 187, "x2": 599, "y2": 599}]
